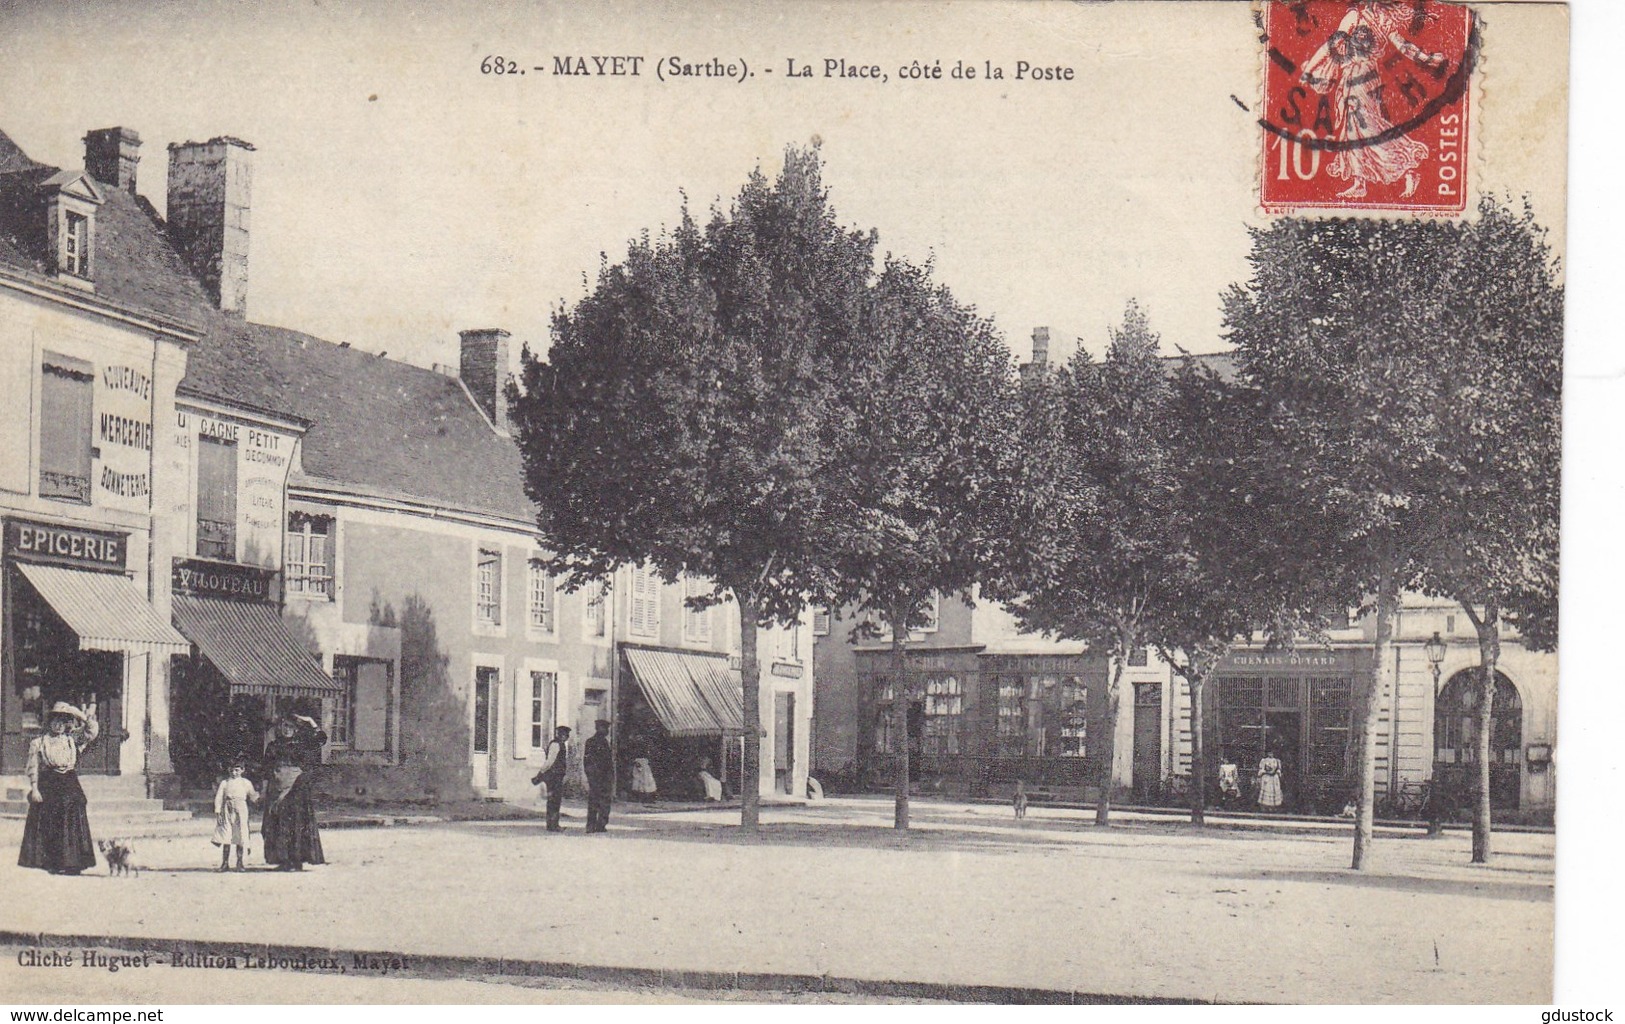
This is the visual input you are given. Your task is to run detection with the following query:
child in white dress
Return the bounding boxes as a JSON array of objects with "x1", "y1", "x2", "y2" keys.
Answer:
[{"x1": 213, "y1": 760, "x2": 260, "y2": 872}]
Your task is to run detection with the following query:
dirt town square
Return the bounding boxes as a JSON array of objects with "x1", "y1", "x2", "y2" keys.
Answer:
[{"x1": 0, "y1": 800, "x2": 1552, "y2": 1004}]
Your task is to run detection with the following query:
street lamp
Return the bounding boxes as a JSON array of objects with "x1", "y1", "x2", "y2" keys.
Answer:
[{"x1": 1424, "y1": 631, "x2": 1446, "y2": 694}]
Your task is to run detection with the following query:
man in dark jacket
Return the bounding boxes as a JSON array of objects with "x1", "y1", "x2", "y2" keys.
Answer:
[
  {"x1": 584, "y1": 719, "x2": 614, "y2": 833},
  {"x1": 531, "y1": 725, "x2": 571, "y2": 831}
]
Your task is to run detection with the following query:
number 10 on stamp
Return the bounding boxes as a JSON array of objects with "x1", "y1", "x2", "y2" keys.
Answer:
[{"x1": 1260, "y1": 0, "x2": 1475, "y2": 214}]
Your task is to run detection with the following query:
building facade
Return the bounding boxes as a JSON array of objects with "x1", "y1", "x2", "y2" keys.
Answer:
[
  {"x1": 0, "y1": 123, "x2": 814, "y2": 807},
  {"x1": 813, "y1": 590, "x2": 1555, "y2": 820},
  {"x1": 811, "y1": 591, "x2": 1164, "y2": 802}
]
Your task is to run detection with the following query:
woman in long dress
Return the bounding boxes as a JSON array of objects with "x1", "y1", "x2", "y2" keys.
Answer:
[
  {"x1": 261, "y1": 713, "x2": 326, "y2": 871},
  {"x1": 18, "y1": 702, "x2": 99, "y2": 874},
  {"x1": 1299, "y1": 3, "x2": 1446, "y2": 199},
  {"x1": 1256, "y1": 752, "x2": 1285, "y2": 811}
]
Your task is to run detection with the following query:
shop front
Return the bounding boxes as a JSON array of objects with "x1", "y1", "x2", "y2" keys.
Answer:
[
  {"x1": 618, "y1": 643, "x2": 746, "y2": 801},
  {"x1": 168, "y1": 557, "x2": 341, "y2": 783},
  {"x1": 1, "y1": 517, "x2": 189, "y2": 776},
  {"x1": 1209, "y1": 648, "x2": 1364, "y2": 814}
]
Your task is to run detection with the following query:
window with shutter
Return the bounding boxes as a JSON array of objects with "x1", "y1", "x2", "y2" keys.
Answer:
[
  {"x1": 353, "y1": 661, "x2": 392, "y2": 753},
  {"x1": 583, "y1": 580, "x2": 607, "y2": 639},
  {"x1": 683, "y1": 575, "x2": 711, "y2": 643},
  {"x1": 476, "y1": 548, "x2": 502, "y2": 625},
  {"x1": 38, "y1": 357, "x2": 93, "y2": 504},
  {"x1": 196, "y1": 435, "x2": 238, "y2": 559},
  {"x1": 285, "y1": 513, "x2": 334, "y2": 597},
  {"x1": 530, "y1": 561, "x2": 555, "y2": 633},
  {"x1": 812, "y1": 607, "x2": 831, "y2": 636},
  {"x1": 630, "y1": 565, "x2": 659, "y2": 638}
]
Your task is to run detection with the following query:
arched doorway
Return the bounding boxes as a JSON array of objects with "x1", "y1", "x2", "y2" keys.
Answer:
[{"x1": 1434, "y1": 669, "x2": 1523, "y2": 811}]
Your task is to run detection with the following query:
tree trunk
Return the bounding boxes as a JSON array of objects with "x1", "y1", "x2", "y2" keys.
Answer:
[
  {"x1": 737, "y1": 592, "x2": 763, "y2": 831},
  {"x1": 1096, "y1": 655, "x2": 1124, "y2": 827},
  {"x1": 1352, "y1": 567, "x2": 1397, "y2": 871},
  {"x1": 1189, "y1": 670, "x2": 1207, "y2": 827},
  {"x1": 1471, "y1": 601, "x2": 1501, "y2": 864},
  {"x1": 890, "y1": 602, "x2": 911, "y2": 831}
]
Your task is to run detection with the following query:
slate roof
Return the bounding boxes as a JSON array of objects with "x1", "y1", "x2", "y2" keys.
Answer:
[
  {"x1": 0, "y1": 134, "x2": 213, "y2": 327},
  {"x1": 1164, "y1": 350, "x2": 1240, "y2": 382},
  {"x1": 0, "y1": 127, "x2": 535, "y2": 525},
  {"x1": 183, "y1": 316, "x2": 534, "y2": 522}
]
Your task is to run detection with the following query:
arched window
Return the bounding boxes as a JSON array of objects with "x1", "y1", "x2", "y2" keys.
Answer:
[{"x1": 1434, "y1": 669, "x2": 1523, "y2": 809}]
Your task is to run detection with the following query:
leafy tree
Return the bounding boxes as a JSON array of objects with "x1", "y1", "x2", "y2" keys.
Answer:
[
  {"x1": 818, "y1": 258, "x2": 1021, "y2": 830},
  {"x1": 509, "y1": 145, "x2": 875, "y2": 829},
  {"x1": 1000, "y1": 301, "x2": 1188, "y2": 826},
  {"x1": 1147, "y1": 359, "x2": 1330, "y2": 825},
  {"x1": 1223, "y1": 200, "x2": 1559, "y2": 869},
  {"x1": 1411, "y1": 200, "x2": 1561, "y2": 863}
]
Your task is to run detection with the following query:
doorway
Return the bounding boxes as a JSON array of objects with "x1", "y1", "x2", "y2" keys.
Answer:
[
  {"x1": 774, "y1": 691, "x2": 795, "y2": 794},
  {"x1": 472, "y1": 665, "x2": 499, "y2": 792},
  {"x1": 3, "y1": 581, "x2": 124, "y2": 774},
  {"x1": 1132, "y1": 682, "x2": 1162, "y2": 802},
  {"x1": 1263, "y1": 710, "x2": 1303, "y2": 810}
]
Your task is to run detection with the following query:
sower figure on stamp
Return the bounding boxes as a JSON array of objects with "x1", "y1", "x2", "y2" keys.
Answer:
[
  {"x1": 1299, "y1": 2, "x2": 1446, "y2": 199},
  {"x1": 584, "y1": 719, "x2": 614, "y2": 833},
  {"x1": 531, "y1": 725, "x2": 571, "y2": 831}
]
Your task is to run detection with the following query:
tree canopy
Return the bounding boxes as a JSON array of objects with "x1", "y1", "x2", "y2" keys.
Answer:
[
  {"x1": 1222, "y1": 198, "x2": 1562, "y2": 867},
  {"x1": 509, "y1": 145, "x2": 876, "y2": 827}
]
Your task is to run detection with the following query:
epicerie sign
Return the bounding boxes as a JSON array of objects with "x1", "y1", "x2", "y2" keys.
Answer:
[{"x1": 3, "y1": 517, "x2": 128, "y2": 571}]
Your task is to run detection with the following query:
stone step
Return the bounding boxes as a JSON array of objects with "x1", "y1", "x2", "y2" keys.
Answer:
[
  {"x1": 0, "y1": 803, "x2": 194, "y2": 822},
  {"x1": 0, "y1": 795, "x2": 171, "y2": 813},
  {"x1": 3, "y1": 775, "x2": 150, "y2": 801}
]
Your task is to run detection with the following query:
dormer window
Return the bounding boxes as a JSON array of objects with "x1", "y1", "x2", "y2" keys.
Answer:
[
  {"x1": 63, "y1": 212, "x2": 89, "y2": 277},
  {"x1": 40, "y1": 169, "x2": 104, "y2": 289}
]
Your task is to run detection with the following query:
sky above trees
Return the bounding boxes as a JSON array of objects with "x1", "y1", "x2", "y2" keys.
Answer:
[{"x1": 0, "y1": 1, "x2": 1567, "y2": 372}]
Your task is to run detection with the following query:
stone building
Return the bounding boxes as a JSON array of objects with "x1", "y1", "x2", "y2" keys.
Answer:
[
  {"x1": 0, "y1": 121, "x2": 813, "y2": 809},
  {"x1": 810, "y1": 329, "x2": 1557, "y2": 822}
]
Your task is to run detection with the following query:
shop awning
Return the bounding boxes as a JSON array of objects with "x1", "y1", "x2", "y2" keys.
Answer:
[
  {"x1": 16, "y1": 562, "x2": 189, "y2": 656},
  {"x1": 624, "y1": 647, "x2": 744, "y2": 737},
  {"x1": 171, "y1": 595, "x2": 341, "y2": 697}
]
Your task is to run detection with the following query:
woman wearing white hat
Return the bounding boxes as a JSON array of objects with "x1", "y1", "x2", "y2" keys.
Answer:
[{"x1": 18, "y1": 701, "x2": 99, "y2": 874}]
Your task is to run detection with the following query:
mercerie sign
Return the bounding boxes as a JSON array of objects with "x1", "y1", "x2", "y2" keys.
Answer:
[
  {"x1": 172, "y1": 558, "x2": 281, "y2": 604},
  {"x1": 3, "y1": 518, "x2": 128, "y2": 572}
]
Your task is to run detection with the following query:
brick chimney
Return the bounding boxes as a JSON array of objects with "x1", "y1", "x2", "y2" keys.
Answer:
[
  {"x1": 84, "y1": 127, "x2": 141, "y2": 194},
  {"x1": 1031, "y1": 326, "x2": 1050, "y2": 369},
  {"x1": 459, "y1": 328, "x2": 511, "y2": 431},
  {"x1": 166, "y1": 136, "x2": 253, "y2": 315}
]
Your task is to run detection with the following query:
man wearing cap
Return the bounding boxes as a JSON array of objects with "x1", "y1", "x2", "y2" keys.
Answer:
[
  {"x1": 531, "y1": 725, "x2": 572, "y2": 831},
  {"x1": 584, "y1": 719, "x2": 614, "y2": 833}
]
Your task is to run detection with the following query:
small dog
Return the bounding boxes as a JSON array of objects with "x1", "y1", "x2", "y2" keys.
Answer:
[
  {"x1": 1012, "y1": 781, "x2": 1029, "y2": 820},
  {"x1": 98, "y1": 838, "x2": 138, "y2": 877}
]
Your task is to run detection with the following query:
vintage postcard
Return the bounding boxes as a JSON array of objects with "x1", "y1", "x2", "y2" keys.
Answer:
[{"x1": 0, "y1": 0, "x2": 1581, "y2": 1011}]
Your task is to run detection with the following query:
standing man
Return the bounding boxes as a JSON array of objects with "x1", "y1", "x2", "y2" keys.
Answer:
[
  {"x1": 584, "y1": 719, "x2": 614, "y2": 833},
  {"x1": 531, "y1": 725, "x2": 571, "y2": 832}
]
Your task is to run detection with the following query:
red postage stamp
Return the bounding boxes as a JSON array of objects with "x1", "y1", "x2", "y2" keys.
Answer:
[{"x1": 1260, "y1": 1, "x2": 1477, "y2": 214}]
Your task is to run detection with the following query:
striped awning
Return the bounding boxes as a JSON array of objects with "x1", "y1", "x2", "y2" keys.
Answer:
[
  {"x1": 16, "y1": 562, "x2": 189, "y2": 655},
  {"x1": 624, "y1": 647, "x2": 744, "y2": 737},
  {"x1": 172, "y1": 595, "x2": 341, "y2": 697}
]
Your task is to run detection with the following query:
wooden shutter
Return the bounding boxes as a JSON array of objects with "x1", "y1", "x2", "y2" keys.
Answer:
[
  {"x1": 0, "y1": 330, "x2": 31, "y2": 494},
  {"x1": 353, "y1": 661, "x2": 390, "y2": 752},
  {"x1": 512, "y1": 668, "x2": 533, "y2": 757},
  {"x1": 39, "y1": 358, "x2": 93, "y2": 502},
  {"x1": 196, "y1": 436, "x2": 238, "y2": 557}
]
